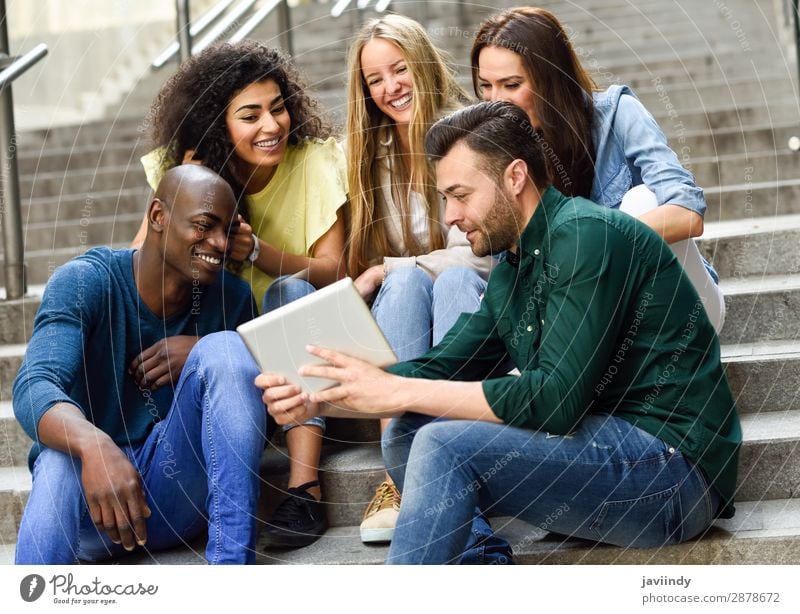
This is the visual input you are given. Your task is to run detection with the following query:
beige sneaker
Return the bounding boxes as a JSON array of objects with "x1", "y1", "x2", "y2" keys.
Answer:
[{"x1": 360, "y1": 480, "x2": 401, "y2": 543}]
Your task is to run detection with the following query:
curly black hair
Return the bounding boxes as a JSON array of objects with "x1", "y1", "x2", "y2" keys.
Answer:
[{"x1": 148, "y1": 40, "x2": 333, "y2": 221}]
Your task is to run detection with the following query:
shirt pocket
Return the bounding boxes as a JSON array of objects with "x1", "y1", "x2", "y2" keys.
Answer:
[{"x1": 499, "y1": 310, "x2": 540, "y2": 369}]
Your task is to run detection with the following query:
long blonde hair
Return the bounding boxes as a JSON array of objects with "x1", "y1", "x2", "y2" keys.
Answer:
[{"x1": 345, "y1": 14, "x2": 469, "y2": 276}]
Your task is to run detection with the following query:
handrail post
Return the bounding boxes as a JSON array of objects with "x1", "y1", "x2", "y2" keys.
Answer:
[
  {"x1": 0, "y1": 0, "x2": 27, "y2": 300},
  {"x1": 789, "y1": 0, "x2": 800, "y2": 152},
  {"x1": 277, "y1": 0, "x2": 293, "y2": 56},
  {"x1": 176, "y1": 0, "x2": 192, "y2": 63}
]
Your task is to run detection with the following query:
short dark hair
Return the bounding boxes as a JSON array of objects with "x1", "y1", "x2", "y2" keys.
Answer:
[{"x1": 424, "y1": 101, "x2": 549, "y2": 186}]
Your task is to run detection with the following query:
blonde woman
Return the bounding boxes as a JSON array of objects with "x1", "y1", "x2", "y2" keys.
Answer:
[{"x1": 344, "y1": 15, "x2": 505, "y2": 561}]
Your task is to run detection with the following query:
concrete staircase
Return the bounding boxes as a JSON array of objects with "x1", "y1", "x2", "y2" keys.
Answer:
[{"x1": 2, "y1": 0, "x2": 800, "y2": 564}]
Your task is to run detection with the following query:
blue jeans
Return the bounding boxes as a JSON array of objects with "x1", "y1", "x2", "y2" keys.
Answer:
[
  {"x1": 372, "y1": 267, "x2": 485, "y2": 361},
  {"x1": 385, "y1": 413, "x2": 720, "y2": 564},
  {"x1": 374, "y1": 267, "x2": 510, "y2": 563},
  {"x1": 15, "y1": 331, "x2": 272, "y2": 565},
  {"x1": 383, "y1": 412, "x2": 513, "y2": 564},
  {"x1": 262, "y1": 275, "x2": 325, "y2": 432}
]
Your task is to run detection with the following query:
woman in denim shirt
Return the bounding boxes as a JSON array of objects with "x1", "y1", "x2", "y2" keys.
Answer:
[{"x1": 470, "y1": 7, "x2": 724, "y2": 332}]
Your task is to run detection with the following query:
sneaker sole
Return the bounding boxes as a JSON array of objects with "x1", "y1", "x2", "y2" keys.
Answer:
[{"x1": 360, "y1": 527, "x2": 395, "y2": 543}]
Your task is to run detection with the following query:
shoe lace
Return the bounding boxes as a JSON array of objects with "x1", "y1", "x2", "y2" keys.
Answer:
[
  {"x1": 270, "y1": 488, "x2": 315, "y2": 528},
  {"x1": 364, "y1": 481, "x2": 400, "y2": 518}
]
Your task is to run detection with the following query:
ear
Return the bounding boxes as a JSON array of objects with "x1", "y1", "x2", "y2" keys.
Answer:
[
  {"x1": 148, "y1": 198, "x2": 168, "y2": 233},
  {"x1": 504, "y1": 159, "x2": 528, "y2": 196}
]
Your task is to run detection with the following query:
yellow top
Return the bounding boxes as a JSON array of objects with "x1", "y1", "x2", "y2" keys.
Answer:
[{"x1": 141, "y1": 137, "x2": 348, "y2": 308}]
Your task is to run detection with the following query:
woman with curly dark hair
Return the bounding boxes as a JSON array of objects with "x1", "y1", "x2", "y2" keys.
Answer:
[{"x1": 131, "y1": 41, "x2": 347, "y2": 550}]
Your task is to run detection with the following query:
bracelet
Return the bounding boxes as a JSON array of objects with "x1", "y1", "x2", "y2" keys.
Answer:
[{"x1": 247, "y1": 233, "x2": 261, "y2": 263}]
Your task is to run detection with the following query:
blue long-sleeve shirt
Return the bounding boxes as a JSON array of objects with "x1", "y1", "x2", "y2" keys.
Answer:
[{"x1": 13, "y1": 247, "x2": 256, "y2": 468}]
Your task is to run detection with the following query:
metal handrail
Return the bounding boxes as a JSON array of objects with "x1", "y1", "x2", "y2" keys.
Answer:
[
  {"x1": 789, "y1": 0, "x2": 800, "y2": 151},
  {"x1": 152, "y1": 0, "x2": 239, "y2": 68},
  {"x1": 229, "y1": 0, "x2": 282, "y2": 43},
  {"x1": 192, "y1": 0, "x2": 259, "y2": 56},
  {"x1": 332, "y1": 0, "x2": 392, "y2": 17},
  {"x1": 0, "y1": 7, "x2": 48, "y2": 300},
  {"x1": 0, "y1": 43, "x2": 48, "y2": 90}
]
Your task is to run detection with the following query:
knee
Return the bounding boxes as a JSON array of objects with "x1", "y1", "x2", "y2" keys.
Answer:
[
  {"x1": 189, "y1": 331, "x2": 258, "y2": 379},
  {"x1": 382, "y1": 267, "x2": 433, "y2": 298},
  {"x1": 30, "y1": 448, "x2": 83, "y2": 498},
  {"x1": 433, "y1": 267, "x2": 482, "y2": 296},
  {"x1": 619, "y1": 184, "x2": 658, "y2": 217},
  {"x1": 409, "y1": 421, "x2": 467, "y2": 460},
  {"x1": 262, "y1": 276, "x2": 316, "y2": 313}
]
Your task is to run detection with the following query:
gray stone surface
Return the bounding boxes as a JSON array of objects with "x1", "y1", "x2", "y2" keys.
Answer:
[
  {"x1": 17, "y1": 142, "x2": 150, "y2": 175},
  {"x1": 23, "y1": 187, "x2": 151, "y2": 225},
  {"x1": 1, "y1": 213, "x2": 143, "y2": 254},
  {"x1": 724, "y1": 341, "x2": 800, "y2": 415},
  {"x1": 721, "y1": 275, "x2": 800, "y2": 344},
  {"x1": 18, "y1": 166, "x2": 145, "y2": 200},
  {"x1": 0, "y1": 297, "x2": 39, "y2": 345},
  {"x1": 700, "y1": 215, "x2": 800, "y2": 278},
  {"x1": 691, "y1": 151, "x2": 800, "y2": 191}
]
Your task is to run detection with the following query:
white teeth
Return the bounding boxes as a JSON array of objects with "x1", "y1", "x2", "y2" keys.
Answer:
[
  {"x1": 255, "y1": 137, "x2": 280, "y2": 147},
  {"x1": 197, "y1": 254, "x2": 221, "y2": 265},
  {"x1": 390, "y1": 94, "x2": 412, "y2": 109}
]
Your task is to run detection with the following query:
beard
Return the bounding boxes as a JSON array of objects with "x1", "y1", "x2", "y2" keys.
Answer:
[{"x1": 468, "y1": 186, "x2": 523, "y2": 257}]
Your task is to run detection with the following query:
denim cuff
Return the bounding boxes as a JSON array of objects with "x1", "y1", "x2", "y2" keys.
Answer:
[{"x1": 282, "y1": 415, "x2": 326, "y2": 433}]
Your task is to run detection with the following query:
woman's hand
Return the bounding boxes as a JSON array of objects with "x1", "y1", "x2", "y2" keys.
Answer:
[
  {"x1": 255, "y1": 372, "x2": 321, "y2": 426},
  {"x1": 301, "y1": 346, "x2": 403, "y2": 416},
  {"x1": 353, "y1": 264, "x2": 384, "y2": 301},
  {"x1": 228, "y1": 216, "x2": 255, "y2": 262}
]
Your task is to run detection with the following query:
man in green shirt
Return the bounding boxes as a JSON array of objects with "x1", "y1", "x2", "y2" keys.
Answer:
[{"x1": 257, "y1": 101, "x2": 741, "y2": 564}]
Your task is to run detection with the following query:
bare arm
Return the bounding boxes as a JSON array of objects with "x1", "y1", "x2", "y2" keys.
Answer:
[
  {"x1": 637, "y1": 204, "x2": 704, "y2": 244},
  {"x1": 37, "y1": 403, "x2": 151, "y2": 551},
  {"x1": 249, "y1": 210, "x2": 346, "y2": 288}
]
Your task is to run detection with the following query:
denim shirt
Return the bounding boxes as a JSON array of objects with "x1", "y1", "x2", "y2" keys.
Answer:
[{"x1": 590, "y1": 85, "x2": 718, "y2": 283}]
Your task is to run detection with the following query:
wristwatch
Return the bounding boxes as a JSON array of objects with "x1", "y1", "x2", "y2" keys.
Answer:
[{"x1": 247, "y1": 233, "x2": 260, "y2": 263}]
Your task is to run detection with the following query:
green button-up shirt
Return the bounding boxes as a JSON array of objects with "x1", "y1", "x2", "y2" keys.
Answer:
[{"x1": 388, "y1": 186, "x2": 741, "y2": 517}]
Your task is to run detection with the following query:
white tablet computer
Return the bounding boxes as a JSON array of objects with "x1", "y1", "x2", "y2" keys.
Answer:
[{"x1": 237, "y1": 277, "x2": 397, "y2": 393}]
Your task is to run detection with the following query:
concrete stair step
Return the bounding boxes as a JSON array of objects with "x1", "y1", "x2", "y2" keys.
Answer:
[
  {"x1": 636, "y1": 75, "x2": 795, "y2": 116},
  {"x1": 721, "y1": 273, "x2": 800, "y2": 344},
  {"x1": 3, "y1": 493, "x2": 799, "y2": 564},
  {"x1": 7, "y1": 213, "x2": 143, "y2": 254},
  {"x1": 0, "y1": 245, "x2": 129, "y2": 287},
  {"x1": 673, "y1": 122, "x2": 796, "y2": 159},
  {"x1": 0, "y1": 465, "x2": 31, "y2": 547},
  {"x1": 722, "y1": 340, "x2": 800, "y2": 415},
  {"x1": 655, "y1": 100, "x2": 799, "y2": 136},
  {"x1": 22, "y1": 187, "x2": 150, "y2": 225},
  {"x1": 700, "y1": 214, "x2": 800, "y2": 278},
  {"x1": 18, "y1": 165, "x2": 145, "y2": 200},
  {"x1": 705, "y1": 178, "x2": 800, "y2": 221},
  {"x1": 0, "y1": 343, "x2": 26, "y2": 399},
  {"x1": 598, "y1": 49, "x2": 787, "y2": 87},
  {"x1": 690, "y1": 150, "x2": 800, "y2": 189},
  {"x1": 16, "y1": 141, "x2": 149, "y2": 175},
  {"x1": 17, "y1": 117, "x2": 145, "y2": 150}
]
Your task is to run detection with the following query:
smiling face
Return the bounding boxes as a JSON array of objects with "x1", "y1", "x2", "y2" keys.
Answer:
[
  {"x1": 360, "y1": 38, "x2": 414, "y2": 125},
  {"x1": 154, "y1": 175, "x2": 240, "y2": 287},
  {"x1": 437, "y1": 141, "x2": 523, "y2": 257},
  {"x1": 225, "y1": 79, "x2": 291, "y2": 188},
  {"x1": 477, "y1": 46, "x2": 539, "y2": 129}
]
